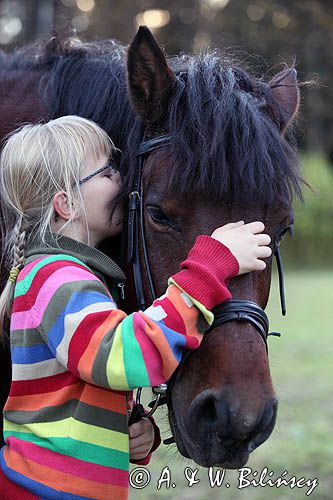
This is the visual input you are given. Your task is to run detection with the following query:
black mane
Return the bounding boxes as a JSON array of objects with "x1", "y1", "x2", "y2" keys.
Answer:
[
  {"x1": 41, "y1": 39, "x2": 136, "y2": 151},
  {"x1": 170, "y1": 53, "x2": 303, "y2": 206},
  {"x1": 2, "y1": 38, "x2": 303, "y2": 207},
  {"x1": 124, "y1": 51, "x2": 303, "y2": 208}
]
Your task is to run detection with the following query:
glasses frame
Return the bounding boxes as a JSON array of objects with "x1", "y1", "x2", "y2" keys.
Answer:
[{"x1": 79, "y1": 162, "x2": 119, "y2": 185}]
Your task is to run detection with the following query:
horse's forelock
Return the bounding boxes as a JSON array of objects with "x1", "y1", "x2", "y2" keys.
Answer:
[{"x1": 163, "y1": 52, "x2": 303, "y2": 207}]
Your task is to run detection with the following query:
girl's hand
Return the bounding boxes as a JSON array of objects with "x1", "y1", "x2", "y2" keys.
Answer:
[
  {"x1": 211, "y1": 221, "x2": 272, "y2": 275},
  {"x1": 129, "y1": 418, "x2": 155, "y2": 461}
]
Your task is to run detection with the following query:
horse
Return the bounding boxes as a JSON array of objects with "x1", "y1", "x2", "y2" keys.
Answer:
[{"x1": 0, "y1": 26, "x2": 303, "y2": 469}]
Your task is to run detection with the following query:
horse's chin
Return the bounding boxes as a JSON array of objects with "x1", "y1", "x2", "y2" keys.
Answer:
[{"x1": 168, "y1": 400, "x2": 250, "y2": 469}]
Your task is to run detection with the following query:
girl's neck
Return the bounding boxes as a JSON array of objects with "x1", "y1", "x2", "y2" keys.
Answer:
[{"x1": 50, "y1": 220, "x2": 98, "y2": 248}]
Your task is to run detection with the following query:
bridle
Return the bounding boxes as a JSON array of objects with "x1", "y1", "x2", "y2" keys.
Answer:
[{"x1": 123, "y1": 132, "x2": 287, "y2": 430}]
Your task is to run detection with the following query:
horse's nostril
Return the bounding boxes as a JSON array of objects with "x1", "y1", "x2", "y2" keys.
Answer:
[
  {"x1": 187, "y1": 390, "x2": 230, "y2": 440},
  {"x1": 198, "y1": 395, "x2": 217, "y2": 424}
]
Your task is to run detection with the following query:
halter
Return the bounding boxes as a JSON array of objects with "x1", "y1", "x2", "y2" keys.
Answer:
[{"x1": 124, "y1": 132, "x2": 286, "y2": 429}]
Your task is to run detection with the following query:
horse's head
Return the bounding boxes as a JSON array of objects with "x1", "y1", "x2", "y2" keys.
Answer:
[{"x1": 125, "y1": 27, "x2": 303, "y2": 468}]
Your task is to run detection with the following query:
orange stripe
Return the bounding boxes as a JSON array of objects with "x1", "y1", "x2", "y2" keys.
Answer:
[
  {"x1": 5, "y1": 449, "x2": 127, "y2": 500},
  {"x1": 5, "y1": 382, "x2": 82, "y2": 412},
  {"x1": 168, "y1": 285, "x2": 202, "y2": 339},
  {"x1": 80, "y1": 385, "x2": 127, "y2": 414},
  {"x1": 78, "y1": 310, "x2": 127, "y2": 379},
  {"x1": 6, "y1": 381, "x2": 126, "y2": 414},
  {"x1": 138, "y1": 310, "x2": 178, "y2": 379}
]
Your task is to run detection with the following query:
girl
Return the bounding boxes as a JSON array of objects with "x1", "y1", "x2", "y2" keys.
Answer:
[{"x1": 0, "y1": 115, "x2": 271, "y2": 499}]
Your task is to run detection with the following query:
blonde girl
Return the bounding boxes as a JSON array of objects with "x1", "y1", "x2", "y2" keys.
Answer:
[{"x1": 0, "y1": 115, "x2": 271, "y2": 499}]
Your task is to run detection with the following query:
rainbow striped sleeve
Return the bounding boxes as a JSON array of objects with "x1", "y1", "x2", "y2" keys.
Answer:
[{"x1": 12, "y1": 254, "x2": 210, "y2": 391}]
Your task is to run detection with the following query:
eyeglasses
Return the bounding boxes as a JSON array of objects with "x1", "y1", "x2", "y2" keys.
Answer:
[{"x1": 79, "y1": 162, "x2": 119, "y2": 185}]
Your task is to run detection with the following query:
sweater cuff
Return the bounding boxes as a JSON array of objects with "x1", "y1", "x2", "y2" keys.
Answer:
[{"x1": 168, "y1": 235, "x2": 239, "y2": 313}]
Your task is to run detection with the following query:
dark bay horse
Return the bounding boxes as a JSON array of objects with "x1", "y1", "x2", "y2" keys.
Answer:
[{"x1": 0, "y1": 27, "x2": 303, "y2": 468}]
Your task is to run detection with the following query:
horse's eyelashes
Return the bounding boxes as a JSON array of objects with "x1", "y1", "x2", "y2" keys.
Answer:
[
  {"x1": 278, "y1": 225, "x2": 294, "y2": 242},
  {"x1": 147, "y1": 207, "x2": 176, "y2": 229}
]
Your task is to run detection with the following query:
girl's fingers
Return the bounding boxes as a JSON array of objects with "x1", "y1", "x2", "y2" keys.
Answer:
[
  {"x1": 256, "y1": 259, "x2": 267, "y2": 271},
  {"x1": 129, "y1": 441, "x2": 150, "y2": 453},
  {"x1": 256, "y1": 246, "x2": 272, "y2": 258},
  {"x1": 129, "y1": 420, "x2": 152, "y2": 438},
  {"x1": 218, "y1": 221, "x2": 245, "y2": 232},
  {"x1": 255, "y1": 234, "x2": 271, "y2": 246},
  {"x1": 244, "y1": 221, "x2": 265, "y2": 234}
]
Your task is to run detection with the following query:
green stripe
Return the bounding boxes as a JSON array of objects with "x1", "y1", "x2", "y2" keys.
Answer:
[
  {"x1": 4, "y1": 431, "x2": 129, "y2": 470},
  {"x1": 121, "y1": 314, "x2": 150, "y2": 387},
  {"x1": 15, "y1": 254, "x2": 91, "y2": 298},
  {"x1": 4, "y1": 417, "x2": 127, "y2": 451}
]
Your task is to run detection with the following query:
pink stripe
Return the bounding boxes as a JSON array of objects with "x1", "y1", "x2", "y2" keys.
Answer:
[
  {"x1": 17, "y1": 257, "x2": 45, "y2": 282},
  {"x1": 132, "y1": 313, "x2": 166, "y2": 386},
  {"x1": 11, "y1": 266, "x2": 99, "y2": 330},
  {"x1": 7, "y1": 436, "x2": 128, "y2": 487}
]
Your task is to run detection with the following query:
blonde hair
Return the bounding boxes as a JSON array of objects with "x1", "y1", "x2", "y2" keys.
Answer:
[{"x1": 0, "y1": 115, "x2": 115, "y2": 336}]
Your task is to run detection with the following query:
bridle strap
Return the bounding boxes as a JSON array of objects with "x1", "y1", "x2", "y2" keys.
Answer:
[
  {"x1": 127, "y1": 133, "x2": 172, "y2": 310},
  {"x1": 137, "y1": 134, "x2": 172, "y2": 156},
  {"x1": 275, "y1": 245, "x2": 286, "y2": 316},
  {"x1": 208, "y1": 299, "x2": 269, "y2": 351},
  {"x1": 124, "y1": 131, "x2": 287, "y2": 422}
]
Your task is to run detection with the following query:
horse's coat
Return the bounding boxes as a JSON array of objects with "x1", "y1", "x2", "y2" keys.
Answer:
[{"x1": 0, "y1": 27, "x2": 304, "y2": 469}]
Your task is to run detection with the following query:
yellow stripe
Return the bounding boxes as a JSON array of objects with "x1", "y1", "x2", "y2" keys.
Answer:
[
  {"x1": 106, "y1": 324, "x2": 129, "y2": 390},
  {"x1": 4, "y1": 417, "x2": 128, "y2": 452}
]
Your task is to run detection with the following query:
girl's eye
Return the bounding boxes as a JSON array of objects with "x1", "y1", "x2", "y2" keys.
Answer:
[{"x1": 105, "y1": 167, "x2": 117, "y2": 178}]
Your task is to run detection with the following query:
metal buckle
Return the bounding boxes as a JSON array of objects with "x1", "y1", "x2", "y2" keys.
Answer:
[{"x1": 128, "y1": 191, "x2": 140, "y2": 211}]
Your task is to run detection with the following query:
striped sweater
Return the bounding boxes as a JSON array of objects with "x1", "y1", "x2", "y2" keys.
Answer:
[{"x1": 1, "y1": 231, "x2": 239, "y2": 499}]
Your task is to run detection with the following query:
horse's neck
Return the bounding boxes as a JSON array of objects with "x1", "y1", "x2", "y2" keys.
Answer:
[{"x1": 0, "y1": 69, "x2": 48, "y2": 142}]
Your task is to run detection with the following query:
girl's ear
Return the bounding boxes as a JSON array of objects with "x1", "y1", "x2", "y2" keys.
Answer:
[{"x1": 53, "y1": 191, "x2": 77, "y2": 221}]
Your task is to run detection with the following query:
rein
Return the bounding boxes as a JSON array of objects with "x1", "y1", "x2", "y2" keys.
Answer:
[{"x1": 124, "y1": 133, "x2": 286, "y2": 431}]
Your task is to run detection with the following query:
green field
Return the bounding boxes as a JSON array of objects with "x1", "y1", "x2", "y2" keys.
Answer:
[{"x1": 129, "y1": 270, "x2": 333, "y2": 499}]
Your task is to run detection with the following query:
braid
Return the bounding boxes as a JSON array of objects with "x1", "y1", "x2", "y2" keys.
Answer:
[
  {"x1": 7, "y1": 219, "x2": 27, "y2": 284},
  {"x1": 0, "y1": 218, "x2": 27, "y2": 337},
  {"x1": 12, "y1": 221, "x2": 26, "y2": 270}
]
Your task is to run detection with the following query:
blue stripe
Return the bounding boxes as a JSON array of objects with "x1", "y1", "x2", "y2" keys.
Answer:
[
  {"x1": 0, "y1": 448, "x2": 92, "y2": 499},
  {"x1": 11, "y1": 343, "x2": 54, "y2": 364},
  {"x1": 158, "y1": 320, "x2": 185, "y2": 362},
  {"x1": 47, "y1": 290, "x2": 113, "y2": 349}
]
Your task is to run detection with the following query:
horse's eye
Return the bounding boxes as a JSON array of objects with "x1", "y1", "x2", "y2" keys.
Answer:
[
  {"x1": 147, "y1": 207, "x2": 175, "y2": 228},
  {"x1": 277, "y1": 225, "x2": 294, "y2": 243}
]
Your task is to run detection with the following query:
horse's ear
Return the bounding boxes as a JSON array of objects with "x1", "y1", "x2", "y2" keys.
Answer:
[
  {"x1": 269, "y1": 68, "x2": 300, "y2": 133},
  {"x1": 127, "y1": 26, "x2": 176, "y2": 124}
]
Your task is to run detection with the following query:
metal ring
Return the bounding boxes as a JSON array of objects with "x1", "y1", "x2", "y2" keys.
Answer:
[{"x1": 141, "y1": 393, "x2": 161, "y2": 418}]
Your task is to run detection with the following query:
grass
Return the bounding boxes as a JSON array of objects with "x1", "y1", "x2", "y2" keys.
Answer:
[{"x1": 129, "y1": 270, "x2": 333, "y2": 499}]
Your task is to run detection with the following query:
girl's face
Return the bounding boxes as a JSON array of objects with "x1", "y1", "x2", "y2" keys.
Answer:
[{"x1": 76, "y1": 148, "x2": 124, "y2": 246}]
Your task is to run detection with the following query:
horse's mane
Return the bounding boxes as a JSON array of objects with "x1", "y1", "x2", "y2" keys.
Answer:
[
  {"x1": 1, "y1": 37, "x2": 303, "y2": 207},
  {"x1": 0, "y1": 37, "x2": 135, "y2": 151}
]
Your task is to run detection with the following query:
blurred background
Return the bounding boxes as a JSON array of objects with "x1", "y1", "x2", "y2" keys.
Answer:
[{"x1": 0, "y1": 1, "x2": 332, "y2": 499}]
